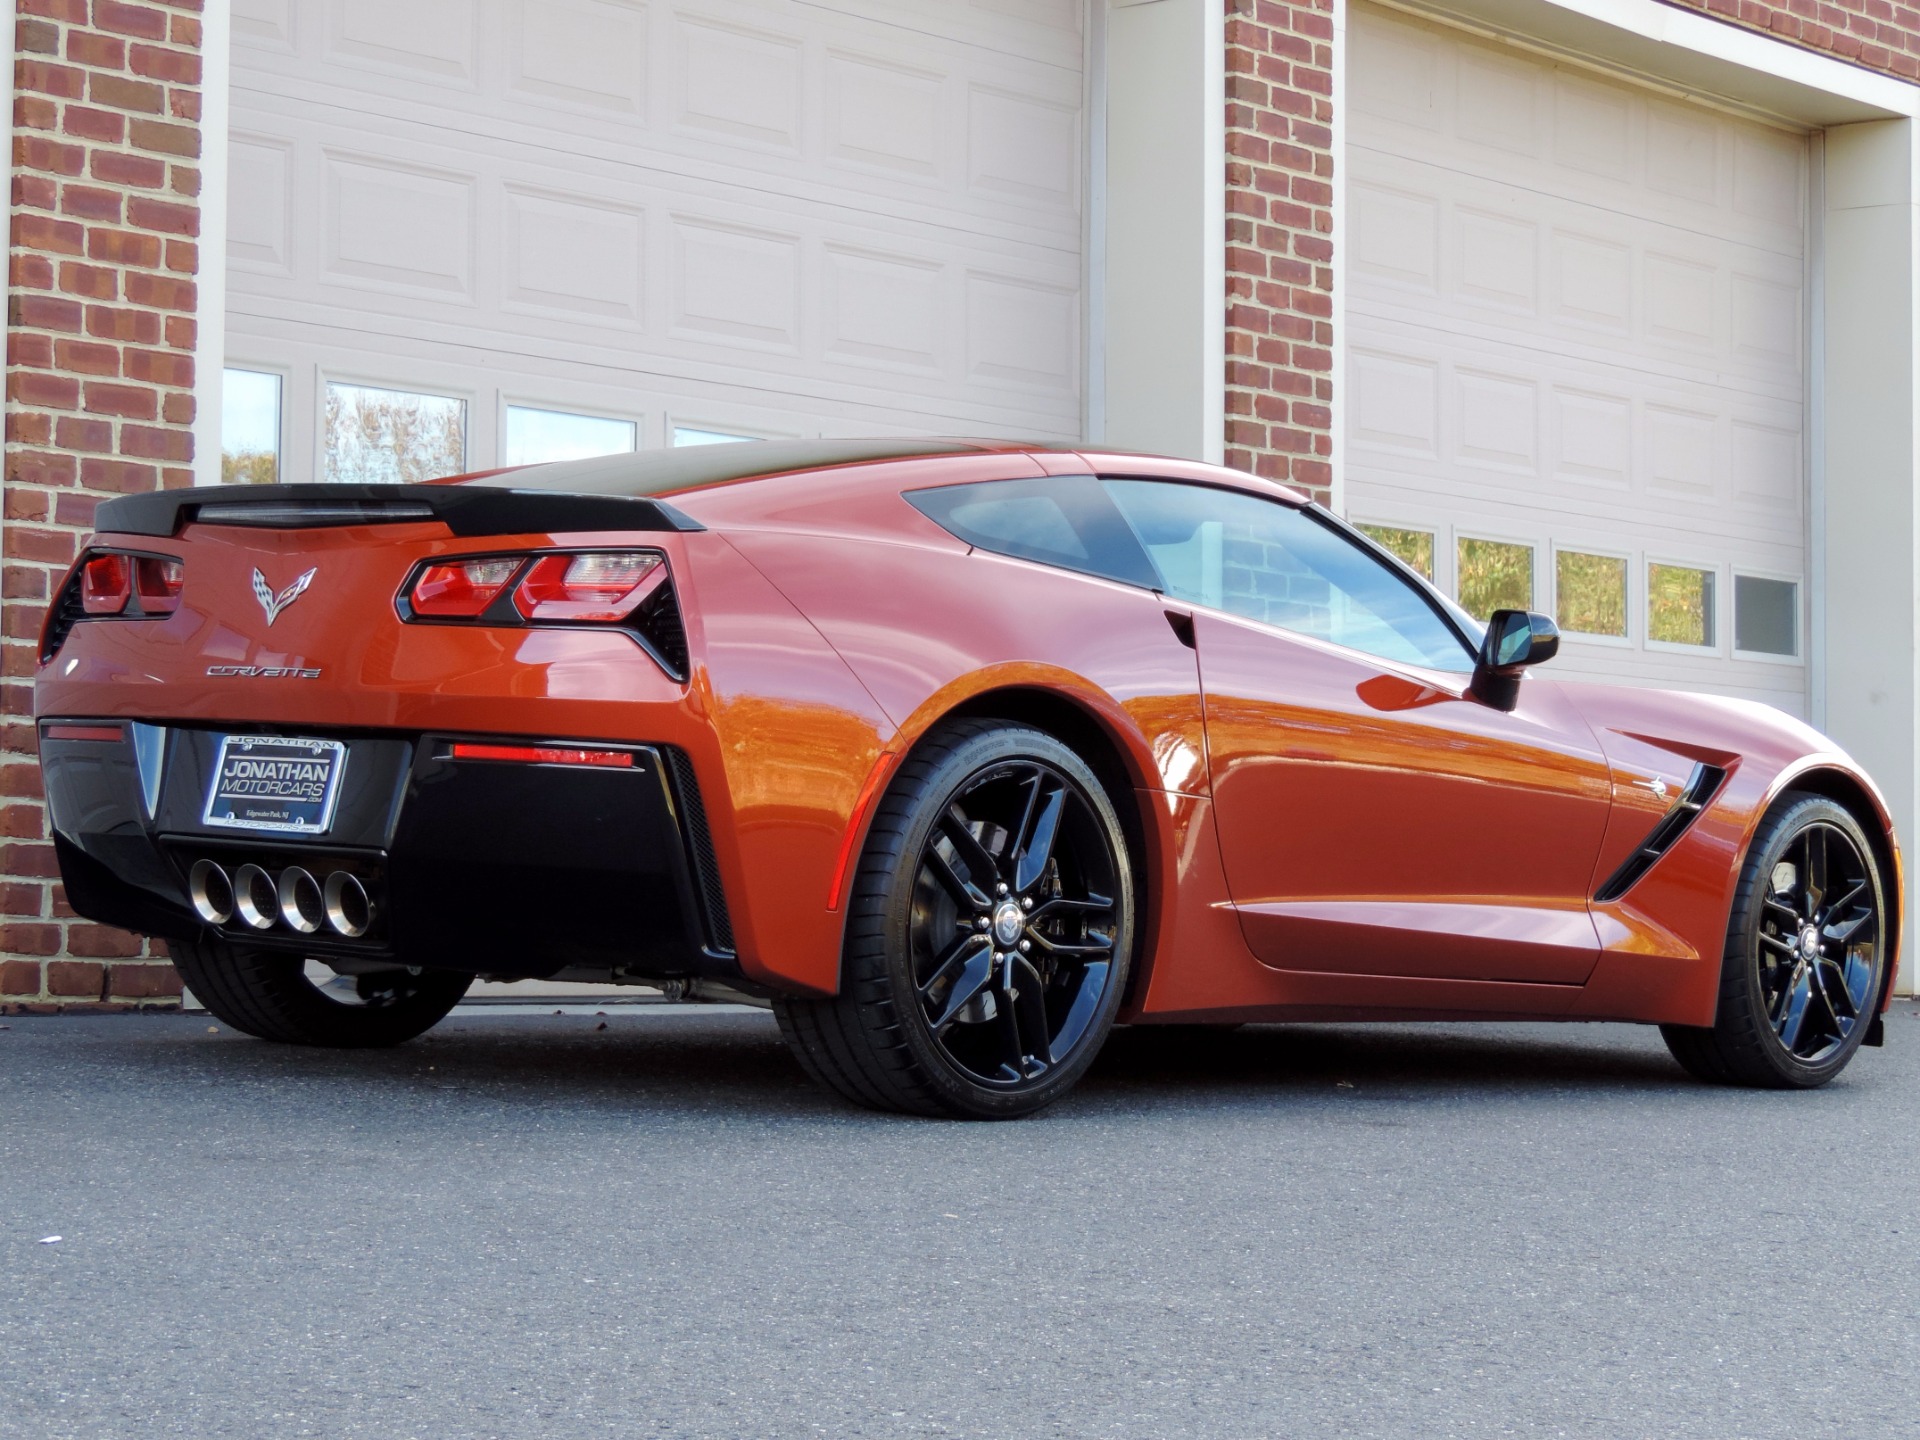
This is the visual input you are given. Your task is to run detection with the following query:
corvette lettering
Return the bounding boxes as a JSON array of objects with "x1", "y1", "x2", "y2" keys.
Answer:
[{"x1": 206, "y1": 665, "x2": 322, "y2": 679}]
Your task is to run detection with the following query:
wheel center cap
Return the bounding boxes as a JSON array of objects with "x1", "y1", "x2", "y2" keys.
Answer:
[
  {"x1": 1799, "y1": 926, "x2": 1822, "y2": 960},
  {"x1": 992, "y1": 900, "x2": 1025, "y2": 948}
]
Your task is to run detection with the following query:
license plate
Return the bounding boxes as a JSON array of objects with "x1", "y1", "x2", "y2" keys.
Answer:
[{"x1": 203, "y1": 735, "x2": 346, "y2": 834}]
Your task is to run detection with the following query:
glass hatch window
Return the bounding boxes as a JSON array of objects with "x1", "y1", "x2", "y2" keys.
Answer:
[
  {"x1": 1102, "y1": 480, "x2": 1476, "y2": 673},
  {"x1": 905, "y1": 476, "x2": 1159, "y2": 589}
]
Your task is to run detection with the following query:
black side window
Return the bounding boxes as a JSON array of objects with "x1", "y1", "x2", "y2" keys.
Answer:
[{"x1": 905, "y1": 476, "x2": 1159, "y2": 589}]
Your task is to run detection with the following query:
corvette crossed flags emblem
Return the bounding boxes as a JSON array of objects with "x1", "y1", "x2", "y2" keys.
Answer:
[{"x1": 252, "y1": 567, "x2": 317, "y2": 626}]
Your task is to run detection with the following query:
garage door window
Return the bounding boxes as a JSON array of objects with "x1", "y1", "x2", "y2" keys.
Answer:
[
  {"x1": 1358, "y1": 524, "x2": 1435, "y2": 581},
  {"x1": 1457, "y1": 537, "x2": 1532, "y2": 621},
  {"x1": 1648, "y1": 563, "x2": 1716, "y2": 648},
  {"x1": 221, "y1": 368, "x2": 281, "y2": 485},
  {"x1": 324, "y1": 383, "x2": 465, "y2": 485},
  {"x1": 673, "y1": 426, "x2": 757, "y2": 447},
  {"x1": 505, "y1": 406, "x2": 636, "y2": 466},
  {"x1": 1555, "y1": 550, "x2": 1628, "y2": 639},
  {"x1": 1734, "y1": 575, "x2": 1798, "y2": 658}
]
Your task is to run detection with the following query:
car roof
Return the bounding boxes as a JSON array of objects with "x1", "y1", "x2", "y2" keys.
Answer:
[{"x1": 451, "y1": 438, "x2": 1076, "y2": 499}]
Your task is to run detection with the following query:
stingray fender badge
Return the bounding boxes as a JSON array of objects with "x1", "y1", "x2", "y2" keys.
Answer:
[{"x1": 253, "y1": 567, "x2": 317, "y2": 626}]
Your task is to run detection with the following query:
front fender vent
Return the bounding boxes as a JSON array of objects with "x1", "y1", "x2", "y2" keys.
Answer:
[{"x1": 1594, "y1": 762, "x2": 1727, "y2": 904}]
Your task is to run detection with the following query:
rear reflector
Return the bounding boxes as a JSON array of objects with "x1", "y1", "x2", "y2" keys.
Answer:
[
  {"x1": 513, "y1": 552, "x2": 661, "y2": 623},
  {"x1": 409, "y1": 557, "x2": 522, "y2": 618},
  {"x1": 450, "y1": 743, "x2": 634, "y2": 768},
  {"x1": 81, "y1": 554, "x2": 132, "y2": 615},
  {"x1": 44, "y1": 723, "x2": 126, "y2": 742}
]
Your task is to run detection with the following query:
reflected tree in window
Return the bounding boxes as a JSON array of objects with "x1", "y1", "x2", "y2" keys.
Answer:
[
  {"x1": 1456, "y1": 537, "x2": 1532, "y2": 620},
  {"x1": 1649, "y1": 564, "x2": 1715, "y2": 647},
  {"x1": 324, "y1": 383, "x2": 465, "y2": 485},
  {"x1": 1555, "y1": 551, "x2": 1628, "y2": 637},
  {"x1": 1358, "y1": 525, "x2": 1434, "y2": 581}
]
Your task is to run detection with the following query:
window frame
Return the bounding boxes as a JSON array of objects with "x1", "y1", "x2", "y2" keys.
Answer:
[
  {"x1": 1550, "y1": 541, "x2": 1634, "y2": 647},
  {"x1": 1643, "y1": 555, "x2": 1724, "y2": 656},
  {"x1": 219, "y1": 361, "x2": 289, "y2": 487},
  {"x1": 317, "y1": 370, "x2": 473, "y2": 485},
  {"x1": 500, "y1": 398, "x2": 641, "y2": 467},
  {"x1": 1730, "y1": 567, "x2": 1805, "y2": 664}
]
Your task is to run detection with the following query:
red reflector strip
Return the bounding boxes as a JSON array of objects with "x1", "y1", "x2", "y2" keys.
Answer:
[
  {"x1": 44, "y1": 723, "x2": 125, "y2": 742},
  {"x1": 450, "y1": 743, "x2": 634, "y2": 769}
]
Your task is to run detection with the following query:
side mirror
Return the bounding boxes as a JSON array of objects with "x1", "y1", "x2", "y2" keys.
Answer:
[{"x1": 1471, "y1": 609, "x2": 1559, "y2": 711}]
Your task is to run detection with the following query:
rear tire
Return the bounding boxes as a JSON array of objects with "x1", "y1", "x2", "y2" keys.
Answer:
[
  {"x1": 774, "y1": 719, "x2": 1135, "y2": 1119},
  {"x1": 169, "y1": 938, "x2": 471, "y2": 1048},
  {"x1": 1661, "y1": 794, "x2": 1887, "y2": 1089}
]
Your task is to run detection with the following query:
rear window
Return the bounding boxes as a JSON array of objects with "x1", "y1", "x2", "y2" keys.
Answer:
[{"x1": 905, "y1": 476, "x2": 1158, "y2": 589}]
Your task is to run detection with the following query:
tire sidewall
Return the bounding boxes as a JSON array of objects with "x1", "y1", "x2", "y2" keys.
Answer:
[
  {"x1": 1730, "y1": 796, "x2": 1886, "y2": 1087},
  {"x1": 866, "y1": 725, "x2": 1135, "y2": 1119}
]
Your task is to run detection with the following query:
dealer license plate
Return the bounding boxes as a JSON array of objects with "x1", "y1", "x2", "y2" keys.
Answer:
[{"x1": 203, "y1": 735, "x2": 347, "y2": 834}]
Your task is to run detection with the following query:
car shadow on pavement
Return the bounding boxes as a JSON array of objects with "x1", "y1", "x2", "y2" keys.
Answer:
[{"x1": 76, "y1": 1007, "x2": 1723, "y2": 1122}]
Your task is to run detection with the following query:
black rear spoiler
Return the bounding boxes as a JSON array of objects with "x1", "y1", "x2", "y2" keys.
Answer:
[{"x1": 93, "y1": 483, "x2": 704, "y2": 539}]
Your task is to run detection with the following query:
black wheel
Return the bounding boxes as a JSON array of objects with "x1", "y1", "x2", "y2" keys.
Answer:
[
  {"x1": 774, "y1": 719, "x2": 1135, "y2": 1119},
  {"x1": 1662, "y1": 794, "x2": 1887, "y2": 1088},
  {"x1": 169, "y1": 937, "x2": 471, "y2": 1048}
]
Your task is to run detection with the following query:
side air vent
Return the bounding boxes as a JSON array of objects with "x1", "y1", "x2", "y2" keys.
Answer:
[
  {"x1": 663, "y1": 746, "x2": 734, "y2": 956},
  {"x1": 632, "y1": 580, "x2": 689, "y2": 681},
  {"x1": 39, "y1": 563, "x2": 89, "y2": 664},
  {"x1": 1594, "y1": 762, "x2": 1727, "y2": 903}
]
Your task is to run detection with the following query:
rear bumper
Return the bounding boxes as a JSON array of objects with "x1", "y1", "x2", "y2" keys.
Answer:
[{"x1": 40, "y1": 720, "x2": 738, "y2": 981}]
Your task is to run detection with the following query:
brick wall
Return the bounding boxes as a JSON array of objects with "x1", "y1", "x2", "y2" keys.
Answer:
[
  {"x1": 1224, "y1": 0, "x2": 1336, "y2": 506},
  {"x1": 2, "y1": 0, "x2": 201, "y2": 1013},
  {"x1": 1661, "y1": 0, "x2": 1920, "y2": 81}
]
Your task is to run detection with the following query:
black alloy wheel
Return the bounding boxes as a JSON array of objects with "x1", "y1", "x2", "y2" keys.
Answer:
[
  {"x1": 1662, "y1": 794, "x2": 1887, "y2": 1088},
  {"x1": 773, "y1": 720, "x2": 1135, "y2": 1118},
  {"x1": 169, "y1": 937, "x2": 472, "y2": 1048}
]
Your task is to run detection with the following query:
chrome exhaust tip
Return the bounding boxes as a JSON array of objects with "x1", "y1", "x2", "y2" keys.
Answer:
[
  {"x1": 322, "y1": 871, "x2": 373, "y2": 939},
  {"x1": 188, "y1": 859, "x2": 234, "y2": 925},
  {"x1": 233, "y1": 864, "x2": 278, "y2": 931},
  {"x1": 277, "y1": 866, "x2": 325, "y2": 935}
]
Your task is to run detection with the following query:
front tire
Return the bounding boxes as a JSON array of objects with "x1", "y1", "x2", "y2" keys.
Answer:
[
  {"x1": 1662, "y1": 794, "x2": 1888, "y2": 1088},
  {"x1": 169, "y1": 938, "x2": 471, "y2": 1048},
  {"x1": 774, "y1": 720, "x2": 1136, "y2": 1119}
]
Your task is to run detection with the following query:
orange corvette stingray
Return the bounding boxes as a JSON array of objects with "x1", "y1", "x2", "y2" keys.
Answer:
[{"x1": 35, "y1": 440, "x2": 1902, "y2": 1117}]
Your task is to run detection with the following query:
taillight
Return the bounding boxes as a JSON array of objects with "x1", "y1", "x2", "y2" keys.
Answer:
[
  {"x1": 134, "y1": 556, "x2": 184, "y2": 615},
  {"x1": 408, "y1": 557, "x2": 521, "y2": 618},
  {"x1": 513, "y1": 552, "x2": 661, "y2": 623},
  {"x1": 81, "y1": 554, "x2": 132, "y2": 615}
]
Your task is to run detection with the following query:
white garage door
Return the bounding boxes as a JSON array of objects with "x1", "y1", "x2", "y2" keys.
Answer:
[
  {"x1": 1345, "y1": 6, "x2": 1809, "y2": 715},
  {"x1": 221, "y1": 0, "x2": 1086, "y2": 482}
]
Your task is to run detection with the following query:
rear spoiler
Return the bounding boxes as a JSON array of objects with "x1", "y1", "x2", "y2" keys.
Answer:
[{"x1": 93, "y1": 483, "x2": 705, "y2": 539}]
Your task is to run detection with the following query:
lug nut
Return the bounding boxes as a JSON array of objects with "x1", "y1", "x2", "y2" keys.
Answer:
[
  {"x1": 277, "y1": 866, "x2": 325, "y2": 935},
  {"x1": 323, "y1": 871, "x2": 373, "y2": 939},
  {"x1": 233, "y1": 864, "x2": 277, "y2": 931},
  {"x1": 1018, "y1": 940, "x2": 1030, "y2": 953},
  {"x1": 188, "y1": 859, "x2": 234, "y2": 925},
  {"x1": 1021, "y1": 896, "x2": 1034, "y2": 910},
  {"x1": 996, "y1": 883, "x2": 1009, "y2": 896}
]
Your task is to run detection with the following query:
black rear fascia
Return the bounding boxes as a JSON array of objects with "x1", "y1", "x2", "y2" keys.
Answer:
[
  {"x1": 95, "y1": 483, "x2": 705, "y2": 539},
  {"x1": 1594, "y1": 763, "x2": 1729, "y2": 903}
]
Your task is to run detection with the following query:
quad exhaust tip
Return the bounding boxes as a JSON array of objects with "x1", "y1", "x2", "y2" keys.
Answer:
[{"x1": 188, "y1": 859, "x2": 373, "y2": 938}]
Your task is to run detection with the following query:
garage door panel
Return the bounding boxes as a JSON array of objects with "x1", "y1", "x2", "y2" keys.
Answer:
[{"x1": 1349, "y1": 7, "x2": 1807, "y2": 715}]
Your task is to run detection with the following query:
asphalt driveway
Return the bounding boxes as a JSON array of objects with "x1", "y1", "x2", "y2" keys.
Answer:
[{"x1": 4, "y1": 1002, "x2": 1918, "y2": 1439}]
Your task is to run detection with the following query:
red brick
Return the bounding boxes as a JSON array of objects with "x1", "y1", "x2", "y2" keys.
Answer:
[
  {"x1": 20, "y1": 0, "x2": 89, "y2": 20},
  {"x1": 65, "y1": 106, "x2": 130, "y2": 145},
  {"x1": 129, "y1": 118, "x2": 200, "y2": 160},
  {"x1": 78, "y1": 458, "x2": 159, "y2": 494},
  {"x1": 17, "y1": 60, "x2": 86, "y2": 101},
  {"x1": 165, "y1": 239, "x2": 198, "y2": 273},
  {"x1": 15, "y1": 213, "x2": 86, "y2": 256},
  {"x1": 125, "y1": 271, "x2": 194, "y2": 311},
  {"x1": 86, "y1": 304, "x2": 163, "y2": 344},
  {"x1": 15, "y1": 134, "x2": 87, "y2": 177},
  {"x1": 7, "y1": 450, "x2": 79, "y2": 488},
  {"x1": 0, "y1": 842, "x2": 61, "y2": 880},
  {"x1": 130, "y1": 44, "x2": 201, "y2": 85},
  {"x1": 3, "y1": 524, "x2": 77, "y2": 564},
  {"x1": 68, "y1": 30, "x2": 129, "y2": 69},
  {"x1": 15, "y1": 94, "x2": 60, "y2": 132},
  {"x1": 84, "y1": 381, "x2": 160, "y2": 419},
  {"x1": 106, "y1": 961, "x2": 182, "y2": 998},
  {"x1": 58, "y1": 262, "x2": 120, "y2": 301},
  {"x1": 126, "y1": 197, "x2": 198, "y2": 236},
  {"x1": 164, "y1": 315, "x2": 196, "y2": 350},
  {"x1": 95, "y1": 0, "x2": 172, "y2": 40},
  {"x1": 9, "y1": 926, "x2": 66, "y2": 961},
  {"x1": 87, "y1": 227, "x2": 164, "y2": 268},
  {"x1": 13, "y1": 171, "x2": 58, "y2": 211},
  {"x1": 171, "y1": 13, "x2": 203, "y2": 46},
  {"x1": 121, "y1": 425, "x2": 193, "y2": 462},
  {"x1": 17, "y1": 17, "x2": 60, "y2": 52},
  {"x1": 55, "y1": 491, "x2": 103, "y2": 527},
  {"x1": 68, "y1": 926, "x2": 142, "y2": 959},
  {"x1": 9, "y1": 327, "x2": 55, "y2": 365},
  {"x1": 162, "y1": 391, "x2": 196, "y2": 425},
  {"x1": 46, "y1": 958, "x2": 105, "y2": 996},
  {"x1": 8, "y1": 372, "x2": 80, "y2": 410},
  {"x1": 0, "y1": 959, "x2": 43, "y2": 996},
  {"x1": 60, "y1": 185, "x2": 127, "y2": 224},
  {"x1": 92, "y1": 150, "x2": 167, "y2": 189},
  {"x1": 54, "y1": 339, "x2": 122, "y2": 377},
  {"x1": 54, "y1": 417, "x2": 115, "y2": 454},
  {"x1": 124, "y1": 347, "x2": 194, "y2": 387},
  {"x1": 7, "y1": 414, "x2": 54, "y2": 449},
  {"x1": 89, "y1": 73, "x2": 166, "y2": 115}
]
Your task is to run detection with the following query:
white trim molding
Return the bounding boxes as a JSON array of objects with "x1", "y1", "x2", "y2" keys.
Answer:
[{"x1": 192, "y1": 0, "x2": 231, "y2": 487}]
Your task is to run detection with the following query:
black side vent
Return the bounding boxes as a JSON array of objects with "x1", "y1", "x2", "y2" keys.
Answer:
[
  {"x1": 1594, "y1": 762, "x2": 1727, "y2": 904},
  {"x1": 632, "y1": 580, "x2": 689, "y2": 681},
  {"x1": 663, "y1": 745, "x2": 734, "y2": 956},
  {"x1": 39, "y1": 563, "x2": 89, "y2": 664}
]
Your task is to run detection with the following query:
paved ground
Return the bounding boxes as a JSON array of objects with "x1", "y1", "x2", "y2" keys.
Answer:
[{"x1": 4, "y1": 1003, "x2": 1919, "y2": 1439}]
